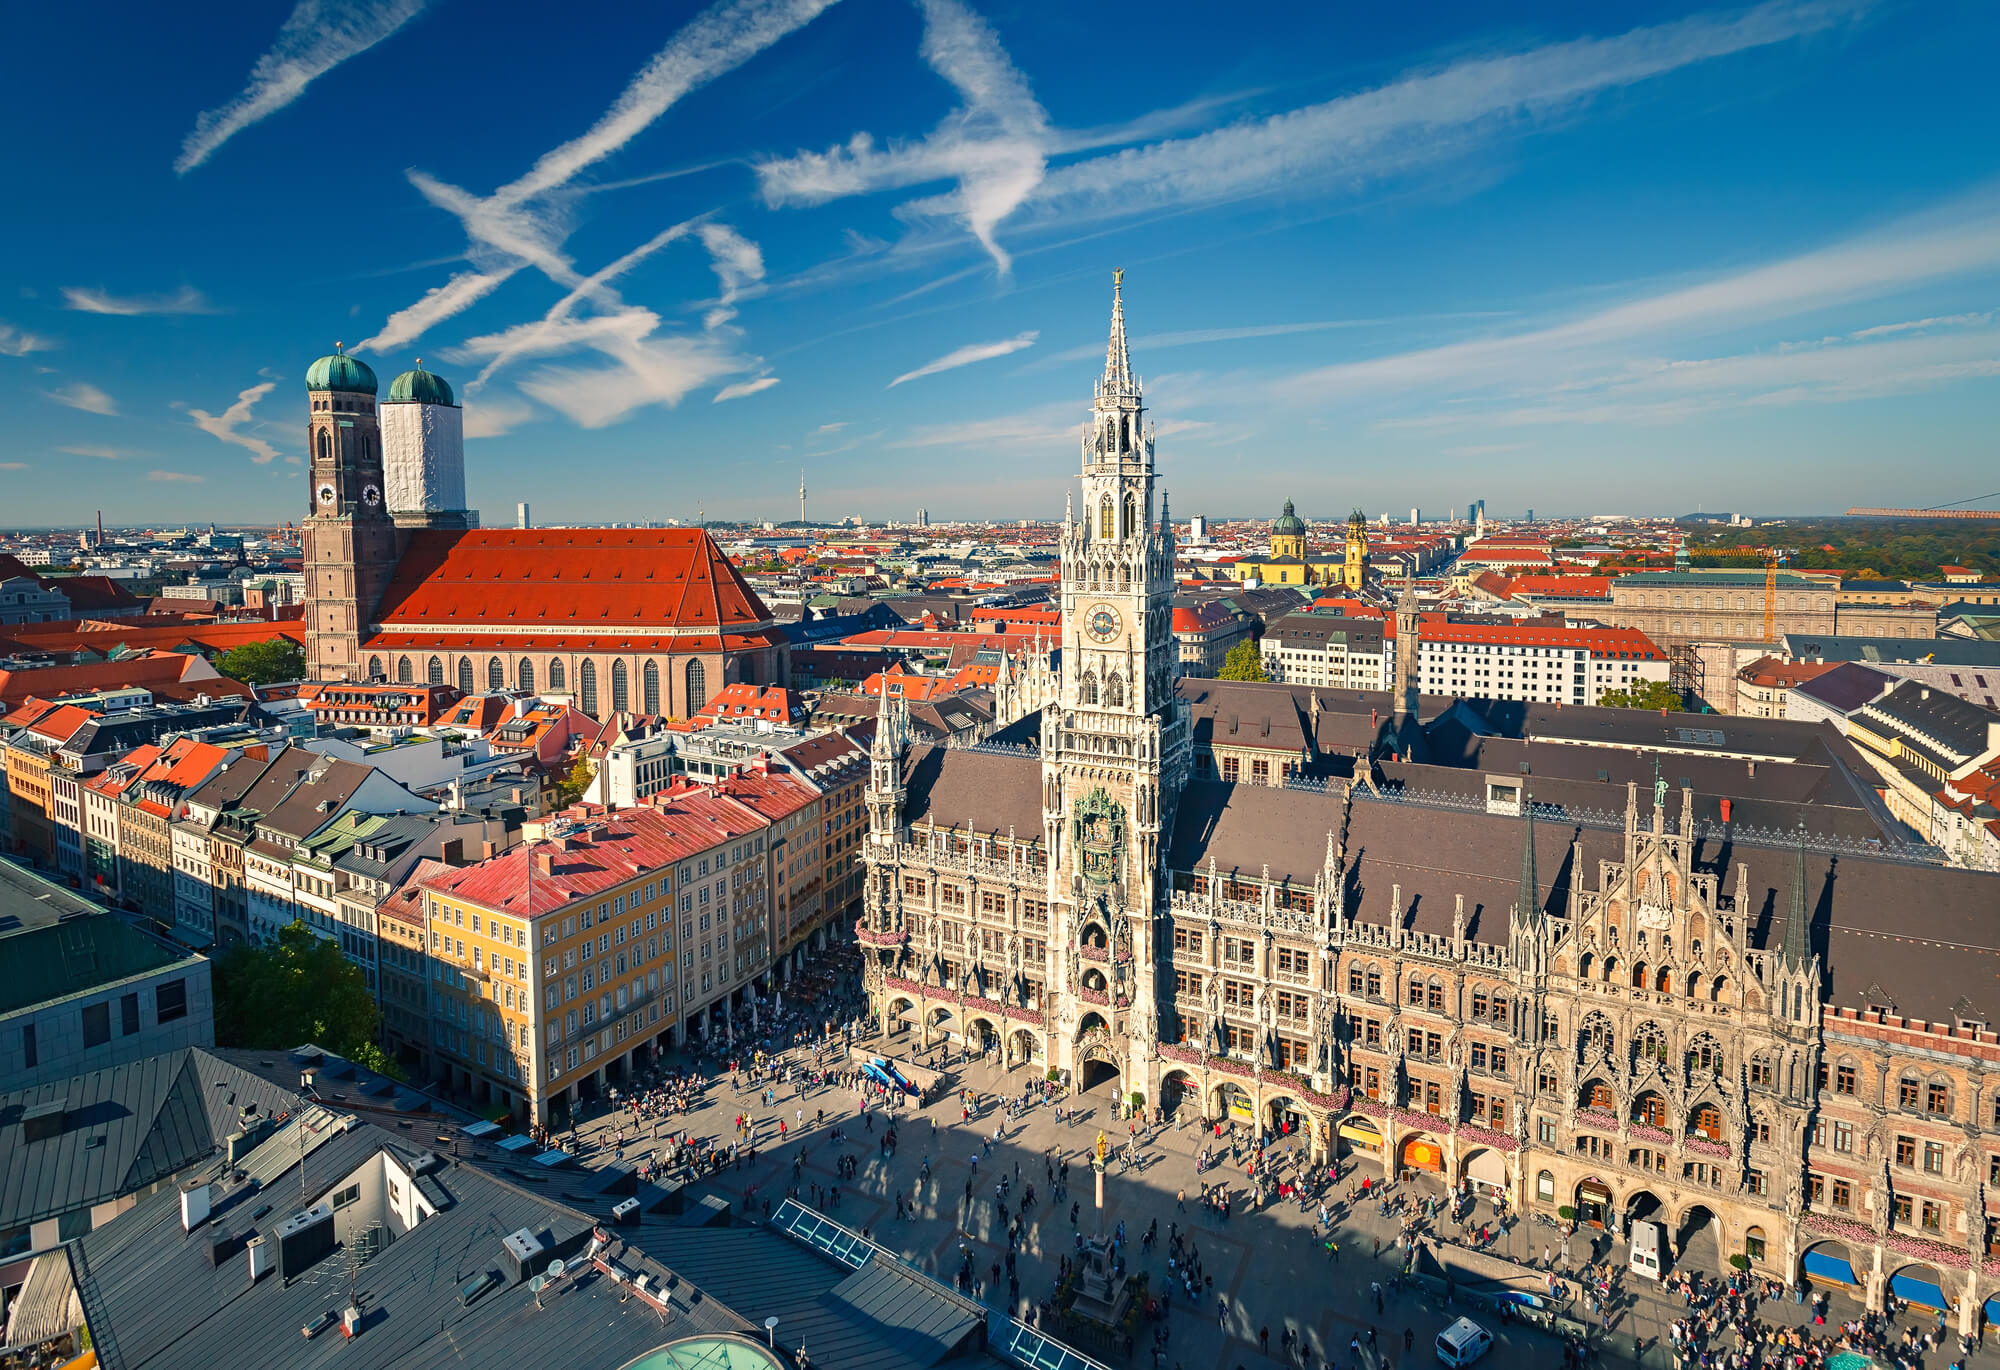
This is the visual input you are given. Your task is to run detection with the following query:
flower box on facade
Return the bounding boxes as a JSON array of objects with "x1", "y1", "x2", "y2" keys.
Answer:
[
  {"x1": 1078, "y1": 987, "x2": 1109, "y2": 1007},
  {"x1": 884, "y1": 976, "x2": 925, "y2": 997},
  {"x1": 1079, "y1": 944, "x2": 1108, "y2": 963},
  {"x1": 1352, "y1": 1097, "x2": 1388, "y2": 1119},
  {"x1": 1002, "y1": 1005, "x2": 1045, "y2": 1027},
  {"x1": 1459, "y1": 1124, "x2": 1521, "y2": 1153},
  {"x1": 1885, "y1": 1233, "x2": 1971, "y2": 1269},
  {"x1": 1684, "y1": 1136, "x2": 1732, "y2": 1159},
  {"x1": 1628, "y1": 1123, "x2": 1673, "y2": 1147},
  {"x1": 1159, "y1": 1043, "x2": 1201, "y2": 1066},
  {"x1": 1576, "y1": 1108, "x2": 1621, "y2": 1133},
  {"x1": 1801, "y1": 1212, "x2": 1876, "y2": 1244}
]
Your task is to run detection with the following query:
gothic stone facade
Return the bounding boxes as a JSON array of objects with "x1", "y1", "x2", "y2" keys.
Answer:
[{"x1": 856, "y1": 278, "x2": 2000, "y2": 1327}]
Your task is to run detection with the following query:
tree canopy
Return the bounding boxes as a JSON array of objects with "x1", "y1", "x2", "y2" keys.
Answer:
[
  {"x1": 1597, "y1": 679, "x2": 1685, "y2": 712},
  {"x1": 1218, "y1": 639, "x2": 1270, "y2": 682},
  {"x1": 215, "y1": 636, "x2": 305, "y2": 686},
  {"x1": 551, "y1": 754, "x2": 595, "y2": 806},
  {"x1": 212, "y1": 920, "x2": 380, "y2": 1059}
]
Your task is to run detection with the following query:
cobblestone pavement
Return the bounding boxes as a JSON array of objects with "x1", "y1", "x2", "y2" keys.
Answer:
[{"x1": 555, "y1": 1034, "x2": 1965, "y2": 1370}]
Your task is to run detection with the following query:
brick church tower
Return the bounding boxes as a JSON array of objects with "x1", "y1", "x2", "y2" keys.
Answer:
[{"x1": 302, "y1": 346, "x2": 399, "y2": 681}]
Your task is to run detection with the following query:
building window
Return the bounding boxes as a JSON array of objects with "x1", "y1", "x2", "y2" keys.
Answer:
[
  {"x1": 686, "y1": 659, "x2": 707, "y2": 713},
  {"x1": 120, "y1": 992, "x2": 139, "y2": 1036},
  {"x1": 21, "y1": 1024, "x2": 36, "y2": 1069},
  {"x1": 397, "y1": 655, "x2": 413, "y2": 683},
  {"x1": 580, "y1": 659, "x2": 599, "y2": 716},
  {"x1": 643, "y1": 660, "x2": 660, "y2": 714},
  {"x1": 82, "y1": 1002, "x2": 110, "y2": 1048},
  {"x1": 489, "y1": 657, "x2": 505, "y2": 690},
  {"x1": 549, "y1": 658, "x2": 565, "y2": 690},
  {"x1": 428, "y1": 656, "x2": 444, "y2": 685},
  {"x1": 458, "y1": 658, "x2": 474, "y2": 694},
  {"x1": 519, "y1": 658, "x2": 535, "y2": 693},
  {"x1": 612, "y1": 659, "x2": 630, "y2": 713}
]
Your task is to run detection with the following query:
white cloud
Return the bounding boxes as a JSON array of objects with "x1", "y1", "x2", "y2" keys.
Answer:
[
  {"x1": 459, "y1": 308, "x2": 746, "y2": 428},
  {"x1": 0, "y1": 321, "x2": 55, "y2": 356},
  {"x1": 46, "y1": 382, "x2": 117, "y2": 415},
  {"x1": 176, "y1": 0, "x2": 427, "y2": 174},
  {"x1": 889, "y1": 330, "x2": 1038, "y2": 387},
  {"x1": 715, "y1": 375, "x2": 781, "y2": 402},
  {"x1": 755, "y1": 0, "x2": 1049, "y2": 271},
  {"x1": 1281, "y1": 196, "x2": 2000, "y2": 403},
  {"x1": 359, "y1": 268, "x2": 521, "y2": 354},
  {"x1": 764, "y1": 0, "x2": 1856, "y2": 266},
  {"x1": 147, "y1": 470, "x2": 206, "y2": 483},
  {"x1": 696, "y1": 223, "x2": 766, "y2": 328},
  {"x1": 812, "y1": 421, "x2": 850, "y2": 434},
  {"x1": 188, "y1": 382, "x2": 282, "y2": 463},
  {"x1": 0, "y1": 462, "x2": 27, "y2": 471},
  {"x1": 61, "y1": 285, "x2": 217, "y2": 315},
  {"x1": 463, "y1": 394, "x2": 536, "y2": 438},
  {"x1": 889, "y1": 400, "x2": 1074, "y2": 449},
  {"x1": 58, "y1": 445, "x2": 128, "y2": 460},
  {"x1": 360, "y1": 0, "x2": 836, "y2": 351}
]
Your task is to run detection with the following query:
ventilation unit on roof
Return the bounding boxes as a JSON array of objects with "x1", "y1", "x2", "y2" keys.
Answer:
[
  {"x1": 500, "y1": 1227, "x2": 549, "y2": 1284},
  {"x1": 276, "y1": 1202, "x2": 336, "y2": 1281}
]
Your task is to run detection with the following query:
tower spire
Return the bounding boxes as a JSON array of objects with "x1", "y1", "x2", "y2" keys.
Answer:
[
  {"x1": 1103, "y1": 269, "x2": 1134, "y2": 397},
  {"x1": 1515, "y1": 793, "x2": 1541, "y2": 927},
  {"x1": 1782, "y1": 820, "x2": 1811, "y2": 969}
]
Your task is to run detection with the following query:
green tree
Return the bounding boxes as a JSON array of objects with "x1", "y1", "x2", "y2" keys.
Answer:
[
  {"x1": 212, "y1": 920, "x2": 379, "y2": 1056},
  {"x1": 551, "y1": 754, "x2": 595, "y2": 806},
  {"x1": 215, "y1": 637, "x2": 305, "y2": 686},
  {"x1": 1597, "y1": 679, "x2": 1685, "y2": 712},
  {"x1": 1218, "y1": 639, "x2": 1270, "y2": 682}
]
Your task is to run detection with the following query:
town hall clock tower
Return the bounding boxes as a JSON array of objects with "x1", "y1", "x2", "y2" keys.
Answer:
[{"x1": 1039, "y1": 273, "x2": 1191, "y2": 1095}]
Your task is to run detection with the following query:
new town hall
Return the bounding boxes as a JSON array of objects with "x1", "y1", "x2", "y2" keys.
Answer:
[{"x1": 858, "y1": 277, "x2": 2000, "y2": 1328}]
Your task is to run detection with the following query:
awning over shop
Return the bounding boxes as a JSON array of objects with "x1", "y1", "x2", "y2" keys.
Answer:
[
  {"x1": 1890, "y1": 1272, "x2": 1947, "y2": 1310},
  {"x1": 1803, "y1": 1250, "x2": 1858, "y2": 1286},
  {"x1": 1404, "y1": 1140, "x2": 1443, "y2": 1172},
  {"x1": 1465, "y1": 1148, "x2": 1508, "y2": 1187},
  {"x1": 1339, "y1": 1123, "x2": 1382, "y2": 1147}
]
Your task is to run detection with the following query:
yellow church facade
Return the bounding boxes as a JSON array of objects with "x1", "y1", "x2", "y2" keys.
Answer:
[{"x1": 1233, "y1": 501, "x2": 1369, "y2": 591}]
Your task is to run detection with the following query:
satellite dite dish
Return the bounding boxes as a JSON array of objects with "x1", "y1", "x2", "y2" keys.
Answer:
[
  {"x1": 547, "y1": 1259, "x2": 565, "y2": 1279},
  {"x1": 528, "y1": 1275, "x2": 547, "y2": 1294}
]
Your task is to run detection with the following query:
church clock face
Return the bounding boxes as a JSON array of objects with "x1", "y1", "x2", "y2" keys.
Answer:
[
  {"x1": 1085, "y1": 604, "x2": 1122, "y2": 643},
  {"x1": 316, "y1": 483, "x2": 336, "y2": 507},
  {"x1": 362, "y1": 483, "x2": 381, "y2": 507}
]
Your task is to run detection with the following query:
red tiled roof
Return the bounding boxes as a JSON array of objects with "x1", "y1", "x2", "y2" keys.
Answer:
[
  {"x1": 6, "y1": 618, "x2": 305, "y2": 655},
  {"x1": 1507, "y1": 574, "x2": 1612, "y2": 599},
  {"x1": 21, "y1": 703, "x2": 99, "y2": 746},
  {"x1": 373, "y1": 529, "x2": 773, "y2": 635},
  {"x1": 420, "y1": 796, "x2": 765, "y2": 918},
  {"x1": 1171, "y1": 600, "x2": 1236, "y2": 633},
  {"x1": 84, "y1": 744, "x2": 163, "y2": 797},
  {"x1": 360, "y1": 631, "x2": 779, "y2": 654},
  {"x1": 696, "y1": 683, "x2": 804, "y2": 724}
]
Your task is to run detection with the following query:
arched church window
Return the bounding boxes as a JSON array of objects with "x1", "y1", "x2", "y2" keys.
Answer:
[
  {"x1": 685, "y1": 659, "x2": 707, "y2": 713},
  {"x1": 488, "y1": 657, "x2": 504, "y2": 691},
  {"x1": 611, "y1": 659, "x2": 629, "y2": 713},
  {"x1": 518, "y1": 658, "x2": 534, "y2": 693},
  {"x1": 318, "y1": 430, "x2": 330, "y2": 463},
  {"x1": 1099, "y1": 496, "x2": 1114, "y2": 541},
  {"x1": 1104, "y1": 673, "x2": 1124, "y2": 708},
  {"x1": 457, "y1": 658, "x2": 474, "y2": 694},
  {"x1": 396, "y1": 656, "x2": 412, "y2": 684},
  {"x1": 1078, "y1": 672, "x2": 1098, "y2": 705},
  {"x1": 367, "y1": 655, "x2": 382, "y2": 679},
  {"x1": 548, "y1": 658, "x2": 564, "y2": 690},
  {"x1": 643, "y1": 660, "x2": 660, "y2": 714},
  {"x1": 427, "y1": 656, "x2": 443, "y2": 685},
  {"x1": 579, "y1": 660, "x2": 598, "y2": 716},
  {"x1": 1124, "y1": 492, "x2": 1138, "y2": 539}
]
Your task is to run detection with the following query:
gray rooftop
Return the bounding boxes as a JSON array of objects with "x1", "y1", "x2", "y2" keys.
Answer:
[{"x1": 1784, "y1": 634, "x2": 2000, "y2": 667}]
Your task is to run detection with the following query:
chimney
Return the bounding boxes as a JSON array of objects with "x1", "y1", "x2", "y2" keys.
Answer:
[
  {"x1": 535, "y1": 851, "x2": 556, "y2": 875},
  {"x1": 482, "y1": 839, "x2": 499, "y2": 859},
  {"x1": 440, "y1": 838, "x2": 465, "y2": 867},
  {"x1": 180, "y1": 1179, "x2": 212, "y2": 1232}
]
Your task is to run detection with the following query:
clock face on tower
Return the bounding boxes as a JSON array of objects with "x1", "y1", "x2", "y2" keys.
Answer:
[
  {"x1": 362, "y1": 483, "x2": 381, "y2": 507},
  {"x1": 1085, "y1": 604, "x2": 1122, "y2": 643},
  {"x1": 316, "y1": 483, "x2": 336, "y2": 507}
]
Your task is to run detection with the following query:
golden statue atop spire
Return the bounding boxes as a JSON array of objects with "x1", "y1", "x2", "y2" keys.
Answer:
[{"x1": 1113, "y1": 267, "x2": 1123, "y2": 292}]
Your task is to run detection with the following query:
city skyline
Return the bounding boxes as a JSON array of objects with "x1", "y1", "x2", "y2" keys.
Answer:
[{"x1": 4, "y1": 0, "x2": 2000, "y2": 525}]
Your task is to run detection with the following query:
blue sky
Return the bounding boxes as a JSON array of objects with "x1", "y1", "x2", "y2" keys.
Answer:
[{"x1": 3, "y1": 0, "x2": 1998, "y2": 527}]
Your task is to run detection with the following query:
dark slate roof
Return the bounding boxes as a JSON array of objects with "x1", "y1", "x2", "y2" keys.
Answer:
[
  {"x1": 1264, "y1": 613, "x2": 1385, "y2": 651},
  {"x1": 901, "y1": 744, "x2": 1043, "y2": 836},
  {"x1": 1861, "y1": 679, "x2": 2000, "y2": 763},
  {"x1": 1791, "y1": 662, "x2": 1895, "y2": 714},
  {"x1": 1164, "y1": 778, "x2": 2000, "y2": 1024},
  {"x1": 0, "y1": 851, "x2": 102, "y2": 935},
  {"x1": 0, "y1": 1048, "x2": 299, "y2": 1231},
  {"x1": 0, "y1": 908, "x2": 199, "y2": 1016},
  {"x1": 69, "y1": 1118, "x2": 756, "y2": 1370},
  {"x1": 1784, "y1": 634, "x2": 2000, "y2": 667}
]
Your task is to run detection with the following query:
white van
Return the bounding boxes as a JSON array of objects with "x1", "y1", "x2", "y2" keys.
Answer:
[
  {"x1": 1435, "y1": 1317, "x2": 1493, "y2": 1367},
  {"x1": 1629, "y1": 1219, "x2": 1665, "y2": 1281}
]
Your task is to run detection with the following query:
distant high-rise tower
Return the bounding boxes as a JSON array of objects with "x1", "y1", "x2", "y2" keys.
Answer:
[
  {"x1": 1526, "y1": 508, "x2": 1535, "y2": 524},
  {"x1": 303, "y1": 345, "x2": 398, "y2": 681},
  {"x1": 1410, "y1": 507, "x2": 1420, "y2": 526},
  {"x1": 799, "y1": 468, "x2": 807, "y2": 525},
  {"x1": 917, "y1": 507, "x2": 929, "y2": 527},
  {"x1": 382, "y1": 360, "x2": 475, "y2": 533},
  {"x1": 517, "y1": 502, "x2": 531, "y2": 530}
]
